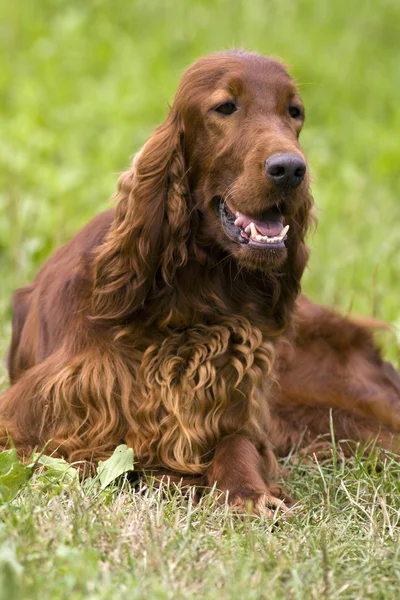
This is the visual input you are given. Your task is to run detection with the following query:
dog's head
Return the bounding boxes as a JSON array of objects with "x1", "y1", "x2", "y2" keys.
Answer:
[
  {"x1": 93, "y1": 51, "x2": 314, "y2": 321},
  {"x1": 176, "y1": 51, "x2": 313, "y2": 272}
]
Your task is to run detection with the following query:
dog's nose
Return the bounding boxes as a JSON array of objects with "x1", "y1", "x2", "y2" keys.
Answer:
[{"x1": 265, "y1": 153, "x2": 306, "y2": 188}]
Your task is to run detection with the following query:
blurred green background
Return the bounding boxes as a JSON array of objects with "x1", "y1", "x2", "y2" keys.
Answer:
[
  {"x1": 1, "y1": 0, "x2": 399, "y2": 364},
  {"x1": 1, "y1": 5, "x2": 400, "y2": 596}
]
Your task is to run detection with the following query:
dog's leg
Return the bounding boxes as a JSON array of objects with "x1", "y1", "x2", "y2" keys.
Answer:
[{"x1": 205, "y1": 434, "x2": 291, "y2": 515}]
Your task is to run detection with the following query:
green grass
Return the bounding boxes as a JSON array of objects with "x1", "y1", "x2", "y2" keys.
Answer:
[
  {"x1": 1, "y1": 0, "x2": 400, "y2": 598},
  {"x1": 2, "y1": 445, "x2": 400, "y2": 599}
]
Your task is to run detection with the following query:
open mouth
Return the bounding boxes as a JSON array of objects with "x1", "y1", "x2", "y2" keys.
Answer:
[{"x1": 213, "y1": 197, "x2": 289, "y2": 249}]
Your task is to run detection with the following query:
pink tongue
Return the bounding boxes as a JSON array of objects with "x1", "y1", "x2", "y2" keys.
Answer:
[{"x1": 234, "y1": 212, "x2": 283, "y2": 237}]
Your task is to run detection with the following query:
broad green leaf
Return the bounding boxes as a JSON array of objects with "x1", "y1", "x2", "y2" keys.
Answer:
[
  {"x1": 33, "y1": 454, "x2": 80, "y2": 486},
  {"x1": 96, "y1": 445, "x2": 134, "y2": 490},
  {"x1": 0, "y1": 449, "x2": 32, "y2": 503}
]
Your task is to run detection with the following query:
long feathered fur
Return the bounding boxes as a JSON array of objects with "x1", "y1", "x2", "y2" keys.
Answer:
[
  {"x1": 0, "y1": 52, "x2": 313, "y2": 476},
  {"x1": 2, "y1": 51, "x2": 398, "y2": 507},
  {"x1": 92, "y1": 112, "x2": 191, "y2": 321}
]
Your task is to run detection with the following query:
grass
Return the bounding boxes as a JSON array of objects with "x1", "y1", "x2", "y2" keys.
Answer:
[
  {"x1": 0, "y1": 0, "x2": 400, "y2": 598},
  {"x1": 2, "y1": 445, "x2": 400, "y2": 599}
]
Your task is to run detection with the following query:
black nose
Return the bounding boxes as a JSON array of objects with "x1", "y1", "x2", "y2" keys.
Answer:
[{"x1": 265, "y1": 153, "x2": 306, "y2": 188}]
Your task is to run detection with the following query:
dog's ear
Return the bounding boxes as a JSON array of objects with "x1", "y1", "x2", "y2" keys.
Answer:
[{"x1": 92, "y1": 112, "x2": 190, "y2": 321}]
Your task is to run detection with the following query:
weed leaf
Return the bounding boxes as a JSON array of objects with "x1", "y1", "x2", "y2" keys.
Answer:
[
  {"x1": 0, "y1": 449, "x2": 32, "y2": 503},
  {"x1": 96, "y1": 444, "x2": 134, "y2": 490},
  {"x1": 34, "y1": 454, "x2": 80, "y2": 486}
]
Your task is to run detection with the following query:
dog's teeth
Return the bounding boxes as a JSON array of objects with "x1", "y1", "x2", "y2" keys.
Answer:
[
  {"x1": 280, "y1": 225, "x2": 289, "y2": 238},
  {"x1": 250, "y1": 222, "x2": 258, "y2": 239},
  {"x1": 246, "y1": 223, "x2": 289, "y2": 244}
]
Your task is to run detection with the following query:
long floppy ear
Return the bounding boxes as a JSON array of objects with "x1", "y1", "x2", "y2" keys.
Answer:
[{"x1": 92, "y1": 112, "x2": 190, "y2": 321}]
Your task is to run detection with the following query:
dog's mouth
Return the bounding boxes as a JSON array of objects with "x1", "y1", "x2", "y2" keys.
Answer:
[{"x1": 213, "y1": 197, "x2": 289, "y2": 249}]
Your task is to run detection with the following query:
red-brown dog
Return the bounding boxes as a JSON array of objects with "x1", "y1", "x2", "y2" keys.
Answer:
[{"x1": 1, "y1": 51, "x2": 399, "y2": 513}]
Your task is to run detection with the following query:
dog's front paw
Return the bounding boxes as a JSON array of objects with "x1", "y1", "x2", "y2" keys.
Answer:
[{"x1": 228, "y1": 488, "x2": 291, "y2": 517}]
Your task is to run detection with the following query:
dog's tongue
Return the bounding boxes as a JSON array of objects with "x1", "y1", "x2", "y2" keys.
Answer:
[{"x1": 233, "y1": 208, "x2": 284, "y2": 237}]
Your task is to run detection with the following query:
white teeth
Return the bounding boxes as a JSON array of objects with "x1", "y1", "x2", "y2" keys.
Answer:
[
  {"x1": 280, "y1": 224, "x2": 290, "y2": 238},
  {"x1": 247, "y1": 225, "x2": 290, "y2": 244},
  {"x1": 241, "y1": 222, "x2": 289, "y2": 245}
]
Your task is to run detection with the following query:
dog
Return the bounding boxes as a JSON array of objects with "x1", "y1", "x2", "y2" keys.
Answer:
[{"x1": 1, "y1": 51, "x2": 399, "y2": 513}]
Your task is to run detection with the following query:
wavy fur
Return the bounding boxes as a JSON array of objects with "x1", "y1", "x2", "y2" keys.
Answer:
[{"x1": 2, "y1": 51, "x2": 399, "y2": 510}]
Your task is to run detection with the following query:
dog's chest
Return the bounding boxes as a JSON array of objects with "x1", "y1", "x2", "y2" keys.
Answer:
[
  {"x1": 127, "y1": 317, "x2": 276, "y2": 472},
  {"x1": 142, "y1": 318, "x2": 271, "y2": 383}
]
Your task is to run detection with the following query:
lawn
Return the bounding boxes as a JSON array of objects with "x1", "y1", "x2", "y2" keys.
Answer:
[{"x1": 0, "y1": 0, "x2": 400, "y2": 598}]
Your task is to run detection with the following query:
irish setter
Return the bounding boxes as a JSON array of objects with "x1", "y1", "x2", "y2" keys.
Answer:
[{"x1": 1, "y1": 51, "x2": 399, "y2": 513}]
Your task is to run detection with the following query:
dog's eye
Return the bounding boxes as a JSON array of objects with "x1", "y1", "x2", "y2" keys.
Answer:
[
  {"x1": 288, "y1": 105, "x2": 303, "y2": 119},
  {"x1": 214, "y1": 102, "x2": 237, "y2": 116}
]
